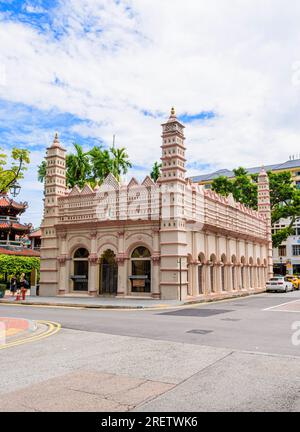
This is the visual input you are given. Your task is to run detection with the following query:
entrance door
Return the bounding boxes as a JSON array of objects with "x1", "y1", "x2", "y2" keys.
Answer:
[{"x1": 99, "y1": 250, "x2": 118, "y2": 295}]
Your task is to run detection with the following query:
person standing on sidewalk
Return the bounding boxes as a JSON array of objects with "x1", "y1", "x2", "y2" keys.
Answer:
[
  {"x1": 10, "y1": 276, "x2": 17, "y2": 297},
  {"x1": 20, "y1": 273, "x2": 29, "y2": 301}
]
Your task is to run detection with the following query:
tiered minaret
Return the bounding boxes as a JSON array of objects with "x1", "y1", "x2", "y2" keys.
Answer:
[
  {"x1": 159, "y1": 108, "x2": 188, "y2": 300},
  {"x1": 40, "y1": 133, "x2": 67, "y2": 296},
  {"x1": 258, "y1": 167, "x2": 273, "y2": 281},
  {"x1": 160, "y1": 107, "x2": 186, "y2": 184}
]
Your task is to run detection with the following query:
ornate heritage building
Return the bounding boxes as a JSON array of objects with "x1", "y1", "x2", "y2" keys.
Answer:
[{"x1": 39, "y1": 109, "x2": 273, "y2": 300}]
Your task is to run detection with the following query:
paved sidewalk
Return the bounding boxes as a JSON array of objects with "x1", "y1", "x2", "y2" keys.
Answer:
[
  {"x1": 0, "y1": 295, "x2": 183, "y2": 309},
  {"x1": 0, "y1": 289, "x2": 257, "y2": 310}
]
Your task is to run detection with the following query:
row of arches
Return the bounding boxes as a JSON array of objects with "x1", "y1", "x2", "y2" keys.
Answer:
[
  {"x1": 196, "y1": 253, "x2": 267, "y2": 295},
  {"x1": 72, "y1": 246, "x2": 152, "y2": 294}
]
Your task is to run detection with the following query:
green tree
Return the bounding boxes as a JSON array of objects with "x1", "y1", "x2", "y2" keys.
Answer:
[
  {"x1": 89, "y1": 146, "x2": 112, "y2": 182},
  {"x1": 0, "y1": 255, "x2": 40, "y2": 279},
  {"x1": 38, "y1": 142, "x2": 133, "y2": 187},
  {"x1": 211, "y1": 168, "x2": 300, "y2": 247},
  {"x1": 37, "y1": 160, "x2": 47, "y2": 183},
  {"x1": 110, "y1": 147, "x2": 132, "y2": 180},
  {"x1": 0, "y1": 148, "x2": 30, "y2": 193},
  {"x1": 66, "y1": 143, "x2": 91, "y2": 189},
  {"x1": 150, "y1": 161, "x2": 162, "y2": 182}
]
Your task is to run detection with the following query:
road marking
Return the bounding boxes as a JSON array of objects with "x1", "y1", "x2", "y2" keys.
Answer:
[
  {"x1": 263, "y1": 299, "x2": 300, "y2": 311},
  {"x1": 0, "y1": 320, "x2": 61, "y2": 350}
]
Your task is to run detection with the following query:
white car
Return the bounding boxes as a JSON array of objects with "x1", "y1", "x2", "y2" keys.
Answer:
[{"x1": 266, "y1": 276, "x2": 294, "y2": 293}]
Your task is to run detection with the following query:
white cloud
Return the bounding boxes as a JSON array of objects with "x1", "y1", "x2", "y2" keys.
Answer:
[{"x1": 1, "y1": 0, "x2": 300, "y2": 225}]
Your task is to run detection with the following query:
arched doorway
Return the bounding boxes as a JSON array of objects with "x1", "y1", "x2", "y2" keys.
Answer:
[
  {"x1": 131, "y1": 246, "x2": 151, "y2": 293},
  {"x1": 73, "y1": 248, "x2": 89, "y2": 291},
  {"x1": 198, "y1": 253, "x2": 206, "y2": 295},
  {"x1": 210, "y1": 254, "x2": 217, "y2": 293},
  {"x1": 241, "y1": 256, "x2": 246, "y2": 289},
  {"x1": 221, "y1": 254, "x2": 227, "y2": 291},
  {"x1": 99, "y1": 249, "x2": 118, "y2": 295},
  {"x1": 231, "y1": 255, "x2": 237, "y2": 290}
]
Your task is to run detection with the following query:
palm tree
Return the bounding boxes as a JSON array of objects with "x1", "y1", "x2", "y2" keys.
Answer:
[
  {"x1": 110, "y1": 147, "x2": 132, "y2": 180},
  {"x1": 37, "y1": 160, "x2": 47, "y2": 183},
  {"x1": 66, "y1": 143, "x2": 91, "y2": 189},
  {"x1": 150, "y1": 161, "x2": 162, "y2": 182},
  {"x1": 89, "y1": 146, "x2": 113, "y2": 182}
]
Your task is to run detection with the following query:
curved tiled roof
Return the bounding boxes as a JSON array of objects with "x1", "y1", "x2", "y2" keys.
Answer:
[
  {"x1": 0, "y1": 247, "x2": 40, "y2": 257},
  {"x1": 0, "y1": 221, "x2": 31, "y2": 231},
  {"x1": 0, "y1": 195, "x2": 27, "y2": 211}
]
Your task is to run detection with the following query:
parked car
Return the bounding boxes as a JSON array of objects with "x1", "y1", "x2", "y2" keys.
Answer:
[
  {"x1": 285, "y1": 275, "x2": 300, "y2": 290},
  {"x1": 266, "y1": 276, "x2": 294, "y2": 293}
]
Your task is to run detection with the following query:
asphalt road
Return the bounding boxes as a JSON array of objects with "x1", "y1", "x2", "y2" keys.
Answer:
[{"x1": 0, "y1": 291, "x2": 300, "y2": 411}]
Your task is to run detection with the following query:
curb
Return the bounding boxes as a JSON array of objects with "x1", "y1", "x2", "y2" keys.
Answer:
[
  {"x1": 0, "y1": 300, "x2": 156, "y2": 310},
  {"x1": 0, "y1": 290, "x2": 266, "y2": 311}
]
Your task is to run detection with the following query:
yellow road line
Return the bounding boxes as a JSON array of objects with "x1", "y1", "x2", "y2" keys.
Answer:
[{"x1": 0, "y1": 320, "x2": 61, "y2": 350}]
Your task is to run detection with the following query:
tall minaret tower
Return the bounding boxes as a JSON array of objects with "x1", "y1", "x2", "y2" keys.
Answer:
[
  {"x1": 258, "y1": 167, "x2": 273, "y2": 281},
  {"x1": 159, "y1": 108, "x2": 188, "y2": 300},
  {"x1": 160, "y1": 107, "x2": 186, "y2": 184},
  {"x1": 40, "y1": 133, "x2": 67, "y2": 296}
]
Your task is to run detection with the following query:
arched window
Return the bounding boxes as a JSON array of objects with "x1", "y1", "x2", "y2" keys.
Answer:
[
  {"x1": 73, "y1": 248, "x2": 89, "y2": 291},
  {"x1": 131, "y1": 247, "x2": 151, "y2": 259},
  {"x1": 131, "y1": 247, "x2": 151, "y2": 293},
  {"x1": 74, "y1": 248, "x2": 89, "y2": 259}
]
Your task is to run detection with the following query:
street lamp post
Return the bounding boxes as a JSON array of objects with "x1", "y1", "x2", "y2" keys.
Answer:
[{"x1": 279, "y1": 256, "x2": 284, "y2": 276}]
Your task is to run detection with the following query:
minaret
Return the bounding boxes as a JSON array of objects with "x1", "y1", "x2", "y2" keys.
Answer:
[
  {"x1": 159, "y1": 108, "x2": 188, "y2": 300},
  {"x1": 160, "y1": 107, "x2": 186, "y2": 184},
  {"x1": 258, "y1": 167, "x2": 273, "y2": 281},
  {"x1": 40, "y1": 132, "x2": 67, "y2": 296}
]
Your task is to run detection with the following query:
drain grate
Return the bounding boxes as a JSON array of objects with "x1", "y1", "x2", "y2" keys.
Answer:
[
  {"x1": 186, "y1": 329, "x2": 213, "y2": 335},
  {"x1": 160, "y1": 308, "x2": 233, "y2": 317}
]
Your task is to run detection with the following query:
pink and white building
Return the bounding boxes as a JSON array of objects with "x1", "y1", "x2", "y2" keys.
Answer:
[{"x1": 39, "y1": 109, "x2": 273, "y2": 300}]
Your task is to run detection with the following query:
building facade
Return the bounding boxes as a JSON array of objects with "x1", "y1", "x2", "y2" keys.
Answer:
[
  {"x1": 191, "y1": 158, "x2": 300, "y2": 276},
  {"x1": 39, "y1": 110, "x2": 272, "y2": 300}
]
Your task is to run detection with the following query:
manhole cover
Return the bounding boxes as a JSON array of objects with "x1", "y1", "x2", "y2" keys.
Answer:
[
  {"x1": 160, "y1": 308, "x2": 233, "y2": 317},
  {"x1": 186, "y1": 329, "x2": 213, "y2": 335}
]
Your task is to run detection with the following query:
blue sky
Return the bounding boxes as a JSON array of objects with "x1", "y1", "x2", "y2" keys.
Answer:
[{"x1": 1, "y1": 0, "x2": 300, "y2": 227}]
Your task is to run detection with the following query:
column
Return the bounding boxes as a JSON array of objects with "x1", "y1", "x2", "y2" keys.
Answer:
[
  {"x1": 88, "y1": 256, "x2": 98, "y2": 296},
  {"x1": 88, "y1": 231, "x2": 98, "y2": 296},
  {"x1": 117, "y1": 231, "x2": 127, "y2": 296},
  {"x1": 151, "y1": 227, "x2": 161, "y2": 298},
  {"x1": 116, "y1": 257, "x2": 128, "y2": 296},
  {"x1": 57, "y1": 232, "x2": 67, "y2": 295},
  {"x1": 151, "y1": 256, "x2": 161, "y2": 299}
]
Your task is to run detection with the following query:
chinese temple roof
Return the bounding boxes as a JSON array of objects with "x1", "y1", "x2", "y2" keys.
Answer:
[
  {"x1": 0, "y1": 194, "x2": 27, "y2": 213},
  {"x1": 0, "y1": 221, "x2": 31, "y2": 232},
  {"x1": 28, "y1": 228, "x2": 41, "y2": 238},
  {"x1": 0, "y1": 247, "x2": 40, "y2": 257}
]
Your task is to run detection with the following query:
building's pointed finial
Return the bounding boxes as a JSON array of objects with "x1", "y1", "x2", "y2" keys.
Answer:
[
  {"x1": 259, "y1": 165, "x2": 267, "y2": 177},
  {"x1": 170, "y1": 106, "x2": 176, "y2": 117},
  {"x1": 50, "y1": 131, "x2": 62, "y2": 148}
]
